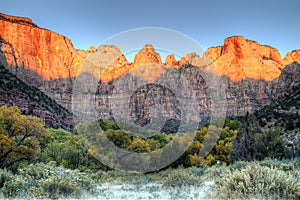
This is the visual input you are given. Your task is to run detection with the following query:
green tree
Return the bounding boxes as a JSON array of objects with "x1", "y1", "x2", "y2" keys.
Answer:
[
  {"x1": 214, "y1": 127, "x2": 238, "y2": 163},
  {"x1": 146, "y1": 138, "x2": 161, "y2": 151},
  {"x1": 39, "y1": 129, "x2": 104, "y2": 170},
  {"x1": 99, "y1": 119, "x2": 119, "y2": 131},
  {"x1": 128, "y1": 138, "x2": 151, "y2": 153},
  {"x1": 189, "y1": 153, "x2": 206, "y2": 167},
  {"x1": 0, "y1": 105, "x2": 49, "y2": 168},
  {"x1": 264, "y1": 128, "x2": 288, "y2": 159},
  {"x1": 146, "y1": 133, "x2": 170, "y2": 151},
  {"x1": 188, "y1": 126, "x2": 238, "y2": 166},
  {"x1": 224, "y1": 118, "x2": 241, "y2": 130},
  {"x1": 41, "y1": 138, "x2": 89, "y2": 170},
  {"x1": 230, "y1": 113, "x2": 260, "y2": 161},
  {"x1": 105, "y1": 129, "x2": 132, "y2": 148},
  {"x1": 230, "y1": 113, "x2": 289, "y2": 162},
  {"x1": 150, "y1": 133, "x2": 170, "y2": 148}
]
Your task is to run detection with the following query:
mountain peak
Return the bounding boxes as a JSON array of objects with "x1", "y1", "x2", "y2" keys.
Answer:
[
  {"x1": 0, "y1": 13, "x2": 37, "y2": 27},
  {"x1": 133, "y1": 44, "x2": 162, "y2": 66},
  {"x1": 1, "y1": 12, "x2": 300, "y2": 84},
  {"x1": 203, "y1": 35, "x2": 286, "y2": 81},
  {"x1": 165, "y1": 54, "x2": 179, "y2": 68},
  {"x1": 141, "y1": 44, "x2": 155, "y2": 51},
  {"x1": 283, "y1": 50, "x2": 300, "y2": 65}
]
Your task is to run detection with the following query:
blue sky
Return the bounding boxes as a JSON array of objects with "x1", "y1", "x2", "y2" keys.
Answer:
[{"x1": 0, "y1": 0, "x2": 299, "y2": 61}]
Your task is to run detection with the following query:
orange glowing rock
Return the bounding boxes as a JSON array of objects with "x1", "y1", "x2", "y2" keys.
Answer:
[
  {"x1": 0, "y1": 13, "x2": 86, "y2": 81},
  {"x1": 202, "y1": 36, "x2": 285, "y2": 81},
  {"x1": 1, "y1": 13, "x2": 300, "y2": 85},
  {"x1": 284, "y1": 50, "x2": 300, "y2": 66},
  {"x1": 133, "y1": 44, "x2": 162, "y2": 67}
]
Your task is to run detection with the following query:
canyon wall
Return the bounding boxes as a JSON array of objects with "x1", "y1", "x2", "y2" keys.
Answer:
[{"x1": 1, "y1": 13, "x2": 300, "y2": 130}]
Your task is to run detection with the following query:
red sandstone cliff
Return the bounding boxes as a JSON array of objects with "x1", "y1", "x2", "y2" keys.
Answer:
[
  {"x1": 201, "y1": 36, "x2": 286, "y2": 81},
  {"x1": 283, "y1": 50, "x2": 300, "y2": 66},
  {"x1": 1, "y1": 13, "x2": 300, "y2": 119},
  {"x1": 0, "y1": 13, "x2": 85, "y2": 80},
  {"x1": 1, "y1": 13, "x2": 299, "y2": 86},
  {"x1": 0, "y1": 13, "x2": 90, "y2": 109}
]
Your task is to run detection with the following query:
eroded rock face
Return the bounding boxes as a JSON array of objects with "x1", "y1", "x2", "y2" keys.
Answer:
[
  {"x1": 0, "y1": 65, "x2": 73, "y2": 130},
  {"x1": 204, "y1": 46, "x2": 222, "y2": 61},
  {"x1": 275, "y1": 62, "x2": 300, "y2": 98},
  {"x1": 0, "y1": 13, "x2": 84, "y2": 80},
  {"x1": 284, "y1": 50, "x2": 300, "y2": 66},
  {"x1": 133, "y1": 44, "x2": 162, "y2": 67},
  {"x1": 0, "y1": 13, "x2": 87, "y2": 110},
  {"x1": 1, "y1": 13, "x2": 300, "y2": 129},
  {"x1": 203, "y1": 36, "x2": 284, "y2": 81},
  {"x1": 179, "y1": 57, "x2": 189, "y2": 66},
  {"x1": 165, "y1": 54, "x2": 179, "y2": 68},
  {"x1": 97, "y1": 45, "x2": 133, "y2": 83}
]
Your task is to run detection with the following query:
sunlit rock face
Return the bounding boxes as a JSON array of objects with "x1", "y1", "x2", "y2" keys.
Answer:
[
  {"x1": 165, "y1": 54, "x2": 179, "y2": 68},
  {"x1": 0, "y1": 13, "x2": 88, "y2": 110},
  {"x1": 203, "y1": 36, "x2": 285, "y2": 82},
  {"x1": 1, "y1": 13, "x2": 300, "y2": 129},
  {"x1": 133, "y1": 44, "x2": 162, "y2": 67},
  {"x1": 284, "y1": 50, "x2": 300, "y2": 66}
]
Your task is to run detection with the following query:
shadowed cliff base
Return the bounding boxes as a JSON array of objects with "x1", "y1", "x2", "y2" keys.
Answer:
[
  {"x1": 1, "y1": 57, "x2": 299, "y2": 132},
  {"x1": 0, "y1": 64, "x2": 73, "y2": 130}
]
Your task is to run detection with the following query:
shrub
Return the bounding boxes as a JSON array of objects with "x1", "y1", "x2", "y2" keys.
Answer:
[
  {"x1": 146, "y1": 138, "x2": 161, "y2": 151},
  {"x1": 2, "y1": 162, "x2": 98, "y2": 199},
  {"x1": 93, "y1": 169, "x2": 148, "y2": 185},
  {"x1": 99, "y1": 119, "x2": 120, "y2": 131},
  {"x1": 146, "y1": 133, "x2": 170, "y2": 150},
  {"x1": 127, "y1": 137, "x2": 151, "y2": 152},
  {"x1": 39, "y1": 175, "x2": 80, "y2": 199},
  {"x1": 0, "y1": 169, "x2": 13, "y2": 188},
  {"x1": 1, "y1": 174, "x2": 27, "y2": 197},
  {"x1": 214, "y1": 162, "x2": 300, "y2": 199},
  {"x1": 18, "y1": 161, "x2": 56, "y2": 179},
  {"x1": 258, "y1": 158, "x2": 298, "y2": 171},
  {"x1": 224, "y1": 118, "x2": 241, "y2": 130},
  {"x1": 229, "y1": 160, "x2": 249, "y2": 170},
  {"x1": 202, "y1": 164, "x2": 230, "y2": 180},
  {"x1": 105, "y1": 129, "x2": 132, "y2": 149},
  {"x1": 39, "y1": 129, "x2": 90, "y2": 170},
  {"x1": 162, "y1": 167, "x2": 201, "y2": 188},
  {"x1": 188, "y1": 166, "x2": 209, "y2": 177}
]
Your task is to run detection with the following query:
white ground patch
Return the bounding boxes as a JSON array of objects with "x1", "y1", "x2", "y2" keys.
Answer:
[{"x1": 83, "y1": 181, "x2": 214, "y2": 200}]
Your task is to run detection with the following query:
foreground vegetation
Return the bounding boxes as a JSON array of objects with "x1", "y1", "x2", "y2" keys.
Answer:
[
  {"x1": 0, "y1": 105, "x2": 299, "y2": 199},
  {"x1": 0, "y1": 159, "x2": 299, "y2": 199}
]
